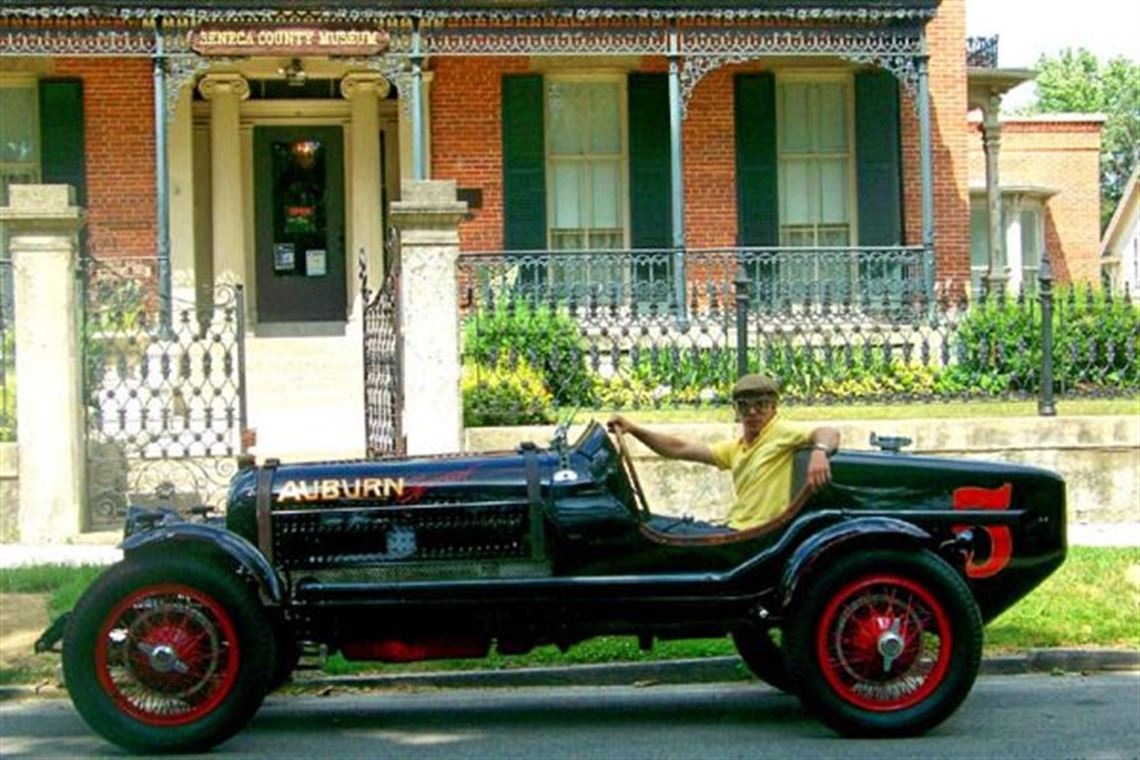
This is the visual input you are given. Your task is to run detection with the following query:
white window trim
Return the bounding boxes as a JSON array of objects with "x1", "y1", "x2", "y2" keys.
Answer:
[
  {"x1": 774, "y1": 70, "x2": 859, "y2": 248},
  {"x1": 543, "y1": 72, "x2": 630, "y2": 251}
]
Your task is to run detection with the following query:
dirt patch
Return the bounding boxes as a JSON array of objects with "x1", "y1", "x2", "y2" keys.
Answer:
[{"x1": 0, "y1": 593, "x2": 59, "y2": 683}]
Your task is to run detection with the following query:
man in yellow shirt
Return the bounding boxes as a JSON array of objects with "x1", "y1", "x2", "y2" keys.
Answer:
[{"x1": 607, "y1": 374, "x2": 840, "y2": 531}]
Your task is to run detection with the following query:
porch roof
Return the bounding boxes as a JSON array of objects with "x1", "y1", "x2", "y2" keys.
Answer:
[{"x1": 1, "y1": 0, "x2": 939, "y2": 19}]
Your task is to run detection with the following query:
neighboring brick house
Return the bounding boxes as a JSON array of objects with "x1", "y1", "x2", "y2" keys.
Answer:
[{"x1": 967, "y1": 113, "x2": 1104, "y2": 293}]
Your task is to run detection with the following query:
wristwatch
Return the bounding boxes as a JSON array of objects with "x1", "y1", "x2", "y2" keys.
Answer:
[{"x1": 813, "y1": 442, "x2": 832, "y2": 454}]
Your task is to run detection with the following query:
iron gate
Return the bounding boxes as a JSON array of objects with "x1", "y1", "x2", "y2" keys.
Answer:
[
  {"x1": 362, "y1": 233, "x2": 404, "y2": 458},
  {"x1": 82, "y1": 257, "x2": 247, "y2": 531}
]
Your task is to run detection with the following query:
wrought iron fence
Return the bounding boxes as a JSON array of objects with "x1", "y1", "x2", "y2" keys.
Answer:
[
  {"x1": 362, "y1": 235, "x2": 404, "y2": 458},
  {"x1": 82, "y1": 256, "x2": 247, "y2": 529},
  {"x1": 0, "y1": 257, "x2": 13, "y2": 441},
  {"x1": 459, "y1": 249, "x2": 1139, "y2": 424}
]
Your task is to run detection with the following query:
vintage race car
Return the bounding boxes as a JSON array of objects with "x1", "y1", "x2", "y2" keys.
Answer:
[{"x1": 39, "y1": 420, "x2": 1067, "y2": 753}]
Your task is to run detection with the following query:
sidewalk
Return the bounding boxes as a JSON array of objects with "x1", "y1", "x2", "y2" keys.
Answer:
[{"x1": 1, "y1": 522, "x2": 1137, "y2": 568}]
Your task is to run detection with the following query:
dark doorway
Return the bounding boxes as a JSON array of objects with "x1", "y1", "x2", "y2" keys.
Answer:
[{"x1": 254, "y1": 125, "x2": 345, "y2": 322}]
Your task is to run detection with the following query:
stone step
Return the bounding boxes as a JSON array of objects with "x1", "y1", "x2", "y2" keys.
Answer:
[{"x1": 243, "y1": 333, "x2": 367, "y2": 461}]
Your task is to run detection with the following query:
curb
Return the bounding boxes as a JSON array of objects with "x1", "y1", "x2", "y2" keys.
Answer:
[{"x1": 4, "y1": 650, "x2": 1136, "y2": 702}]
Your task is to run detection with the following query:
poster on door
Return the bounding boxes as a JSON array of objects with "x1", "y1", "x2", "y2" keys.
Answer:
[
  {"x1": 273, "y1": 243, "x2": 296, "y2": 272},
  {"x1": 306, "y1": 248, "x2": 327, "y2": 276}
]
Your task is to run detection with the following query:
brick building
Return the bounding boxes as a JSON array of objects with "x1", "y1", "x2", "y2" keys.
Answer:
[{"x1": 0, "y1": 0, "x2": 1103, "y2": 463}]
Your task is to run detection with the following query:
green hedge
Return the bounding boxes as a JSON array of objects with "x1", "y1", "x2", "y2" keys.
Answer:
[{"x1": 461, "y1": 287, "x2": 1140, "y2": 424}]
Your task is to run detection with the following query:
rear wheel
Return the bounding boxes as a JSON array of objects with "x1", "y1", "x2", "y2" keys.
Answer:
[
  {"x1": 62, "y1": 557, "x2": 275, "y2": 753},
  {"x1": 785, "y1": 549, "x2": 982, "y2": 737},
  {"x1": 732, "y1": 626, "x2": 792, "y2": 694}
]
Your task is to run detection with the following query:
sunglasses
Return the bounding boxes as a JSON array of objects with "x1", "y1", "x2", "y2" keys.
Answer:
[{"x1": 734, "y1": 396, "x2": 776, "y2": 415}]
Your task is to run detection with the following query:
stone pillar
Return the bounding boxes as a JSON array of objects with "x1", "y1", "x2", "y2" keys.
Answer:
[
  {"x1": 0, "y1": 185, "x2": 86, "y2": 541},
  {"x1": 341, "y1": 72, "x2": 390, "y2": 300},
  {"x1": 388, "y1": 180, "x2": 466, "y2": 455},
  {"x1": 198, "y1": 73, "x2": 250, "y2": 286},
  {"x1": 982, "y1": 93, "x2": 1007, "y2": 296}
]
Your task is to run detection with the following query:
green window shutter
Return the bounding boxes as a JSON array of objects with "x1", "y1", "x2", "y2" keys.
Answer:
[
  {"x1": 855, "y1": 70, "x2": 902, "y2": 246},
  {"x1": 734, "y1": 72, "x2": 777, "y2": 247},
  {"x1": 501, "y1": 74, "x2": 546, "y2": 251},
  {"x1": 628, "y1": 73, "x2": 672, "y2": 299},
  {"x1": 38, "y1": 78, "x2": 86, "y2": 205},
  {"x1": 628, "y1": 73, "x2": 672, "y2": 249}
]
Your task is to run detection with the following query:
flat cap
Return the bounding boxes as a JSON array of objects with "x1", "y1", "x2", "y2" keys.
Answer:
[{"x1": 732, "y1": 373, "x2": 780, "y2": 398}]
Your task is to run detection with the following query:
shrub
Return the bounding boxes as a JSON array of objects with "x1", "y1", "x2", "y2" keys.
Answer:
[
  {"x1": 464, "y1": 302, "x2": 594, "y2": 406},
  {"x1": 462, "y1": 359, "x2": 555, "y2": 427},
  {"x1": 947, "y1": 286, "x2": 1140, "y2": 395}
]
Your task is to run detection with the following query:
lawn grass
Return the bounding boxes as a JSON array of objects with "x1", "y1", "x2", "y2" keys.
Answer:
[
  {"x1": 589, "y1": 396, "x2": 1139, "y2": 424},
  {"x1": 2, "y1": 546, "x2": 1135, "y2": 685},
  {"x1": 0, "y1": 564, "x2": 105, "y2": 619}
]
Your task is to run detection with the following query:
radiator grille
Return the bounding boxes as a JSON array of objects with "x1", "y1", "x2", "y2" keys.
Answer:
[{"x1": 271, "y1": 503, "x2": 532, "y2": 569}]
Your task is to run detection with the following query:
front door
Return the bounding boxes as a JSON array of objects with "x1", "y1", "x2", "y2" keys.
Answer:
[{"x1": 254, "y1": 126, "x2": 345, "y2": 322}]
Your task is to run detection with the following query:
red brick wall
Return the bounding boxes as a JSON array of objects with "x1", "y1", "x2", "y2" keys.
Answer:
[
  {"x1": 967, "y1": 118, "x2": 1103, "y2": 284},
  {"x1": 431, "y1": 56, "x2": 530, "y2": 253},
  {"x1": 52, "y1": 57, "x2": 155, "y2": 259},
  {"x1": 902, "y1": 0, "x2": 971, "y2": 291},
  {"x1": 431, "y1": 4, "x2": 972, "y2": 288}
]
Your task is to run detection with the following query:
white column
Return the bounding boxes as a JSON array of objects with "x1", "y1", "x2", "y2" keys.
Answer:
[
  {"x1": 0, "y1": 185, "x2": 86, "y2": 541},
  {"x1": 341, "y1": 72, "x2": 390, "y2": 303},
  {"x1": 388, "y1": 180, "x2": 467, "y2": 455},
  {"x1": 198, "y1": 73, "x2": 250, "y2": 287},
  {"x1": 982, "y1": 92, "x2": 1008, "y2": 296},
  {"x1": 168, "y1": 83, "x2": 198, "y2": 304}
]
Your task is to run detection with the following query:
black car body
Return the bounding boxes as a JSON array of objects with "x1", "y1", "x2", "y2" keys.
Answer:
[{"x1": 44, "y1": 421, "x2": 1067, "y2": 752}]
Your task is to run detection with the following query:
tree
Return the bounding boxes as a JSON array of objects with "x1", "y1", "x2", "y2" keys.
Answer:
[{"x1": 1028, "y1": 48, "x2": 1140, "y2": 230}]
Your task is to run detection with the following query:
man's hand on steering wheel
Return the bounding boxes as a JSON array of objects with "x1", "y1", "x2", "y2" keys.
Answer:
[{"x1": 607, "y1": 414, "x2": 634, "y2": 436}]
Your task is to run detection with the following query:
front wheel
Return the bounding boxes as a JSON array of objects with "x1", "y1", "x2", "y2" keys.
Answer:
[
  {"x1": 785, "y1": 549, "x2": 982, "y2": 737},
  {"x1": 62, "y1": 557, "x2": 275, "y2": 753}
]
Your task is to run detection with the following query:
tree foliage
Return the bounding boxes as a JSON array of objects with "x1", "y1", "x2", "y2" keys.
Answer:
[{"x1": 1028, "y1": 48, "x2": 1140, "y2": 230}]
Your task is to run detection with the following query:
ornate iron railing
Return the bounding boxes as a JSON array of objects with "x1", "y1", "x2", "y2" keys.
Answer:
[
  {"x1": 362, "y1": 234, "x2": 404, "y2": 458},
  {"x1": 82, "y1": 256, "x2": 247, "y2": 529},
  {"x1": 460, "y1": 246, "x2": 930, "y2": 320},
  {"x1": 966, "y1": 35, "x2": 999, "y2": 68},
  {"x1": 0, "y1": 258, "x2": 13, "y2": 441},
  {"x1": 459, "y1": 249, "x2": 1138, "y2": 423}
]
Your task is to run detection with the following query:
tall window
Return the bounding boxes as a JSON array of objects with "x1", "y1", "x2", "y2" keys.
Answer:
[
  {"x1": 776, "y1": 77, "x2": 852, "y2": 300},
  {"x1": 969, "y1": 200, "x2": 989, "y2": 295},
  {"x1": 546, "y1": 78, "x2": 625, "y2": 251},
  {"x1": 777, "y1": 79, "x2": 851, "y2": 248},
  {"x1": 0, "y1": 83, "x2": 40, "y2": 207},
  {"x1": 1020, "y1": 206, "x2": 1042, "y2": 288}
]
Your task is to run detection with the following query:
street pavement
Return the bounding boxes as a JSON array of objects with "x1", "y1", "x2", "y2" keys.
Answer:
[{"x1": 1, "y1": 673, "x2": 1138, "y2": 758}]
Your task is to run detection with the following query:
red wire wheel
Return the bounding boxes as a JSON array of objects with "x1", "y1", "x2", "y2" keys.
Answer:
[
  {"x1": 64, "y1": 558, "x2": 276, "y2": 753},
  {"x1": 815, "y1": 574, "x2": 952, "y2": 712},
  {"x1": 94, "y1": 583, "x2": 241, "y2": 727},
  {"x1": 786, "y1": 550, "x2": 983, "y2": 737}
]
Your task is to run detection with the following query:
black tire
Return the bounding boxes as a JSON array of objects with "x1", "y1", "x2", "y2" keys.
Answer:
[
  {"x1": 785, "y1": 549, "x2": 982, "y2": 737},
  {"x1": 732, "y1": 626, "x2": 793, "y2": 694},
  {"x1": 62, "y1": 557, "x2": 276, "y2": 753},
  {"x1": 267, "y1": 640, "x2": 301, "y2": 692}
]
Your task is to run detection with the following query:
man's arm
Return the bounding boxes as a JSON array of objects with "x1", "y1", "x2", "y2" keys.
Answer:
[
  {"x1": 805, "y1": 426, "x2": 841, "y2": 490},
  {"x1": 607, "y1": 414, "x2": 717, "y2": 466}
]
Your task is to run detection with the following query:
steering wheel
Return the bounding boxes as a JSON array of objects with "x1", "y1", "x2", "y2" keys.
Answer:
[{"x1": 611, "y1": 427, "x2": 651, "y2": 519}]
